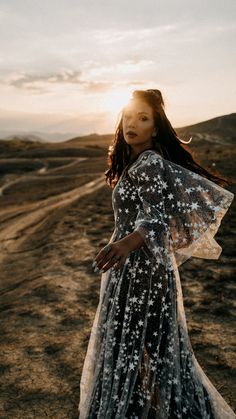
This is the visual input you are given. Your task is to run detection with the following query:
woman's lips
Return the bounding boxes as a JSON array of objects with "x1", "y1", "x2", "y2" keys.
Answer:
[{"x1": 127, "y1": 133, "x2": 137, "y2": 138}]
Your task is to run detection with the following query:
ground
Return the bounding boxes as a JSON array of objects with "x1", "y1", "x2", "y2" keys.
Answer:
[{"x1": 0, "y1": 142, "x2": 235, "y2": 418}]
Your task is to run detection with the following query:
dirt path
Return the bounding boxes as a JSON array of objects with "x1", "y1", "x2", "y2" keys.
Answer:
[
  {"x1": 0, "y1": 176, "x2": 111, "y2": 419},
  {"x1": 0, "y1": 157, "x2": 87, "y2": 196},
  {"x1": 0, "y1": 175, "x2": 104, "y2": 267}
]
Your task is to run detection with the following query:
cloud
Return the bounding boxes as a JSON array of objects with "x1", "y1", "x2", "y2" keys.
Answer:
[
  {"x1": 86, "y1": 59, "x2": 154, "y2": 78},
  {"x1": 2, "y1": 69, "x2": 115, "y2": 93},
  {"x1": 1, "y1": 59, "x2": 155, "y2": 94},
  {"x1": 93, "y1": 24, "x2": 179, "y2": 44},
  {"x1": 5, "y1": 69, "x2": 82, "y2": 89}
]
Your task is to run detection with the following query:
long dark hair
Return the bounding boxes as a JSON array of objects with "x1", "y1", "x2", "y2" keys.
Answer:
[{"x1": 105, "y1": 89, "x2": 230, "y2": 189}]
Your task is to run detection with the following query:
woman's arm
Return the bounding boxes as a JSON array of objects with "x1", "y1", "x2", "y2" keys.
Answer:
[{"x1": 119, "y1": 230, "x2": 145, "y2": 252}]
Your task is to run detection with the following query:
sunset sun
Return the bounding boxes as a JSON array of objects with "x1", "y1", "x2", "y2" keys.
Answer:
[{"x1": 100, "y1": 89, "x2": 133, "y2": 116}]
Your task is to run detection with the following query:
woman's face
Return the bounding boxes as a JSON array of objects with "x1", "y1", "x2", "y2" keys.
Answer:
[{"x1": 122, "y1": 98, "x2": 157, "y2": 156}]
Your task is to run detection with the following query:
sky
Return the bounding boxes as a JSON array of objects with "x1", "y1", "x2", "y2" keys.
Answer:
[{"x1": 0, "y1": 0, "x2": 235, "y2": 138}]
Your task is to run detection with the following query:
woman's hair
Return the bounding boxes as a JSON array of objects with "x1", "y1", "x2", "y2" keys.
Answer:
[{"x1": 105, "y1": 89, "x2": 231, "y2": 189}]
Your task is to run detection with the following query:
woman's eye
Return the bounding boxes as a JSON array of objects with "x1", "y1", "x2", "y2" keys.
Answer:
[{"x1": 124, "y1": 115, "x2": 148, "y2": 121}]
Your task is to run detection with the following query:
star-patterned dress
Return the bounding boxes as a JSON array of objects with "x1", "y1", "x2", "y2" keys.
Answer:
[{"x1": 78, "y1": 149, "x2": 236, "y2": 419}]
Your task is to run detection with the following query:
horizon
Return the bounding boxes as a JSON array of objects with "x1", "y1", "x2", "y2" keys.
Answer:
[
  {"x1": 0, "y1": 110, "x2": 235, "y2": 142},
  {"x1": 0, "y1": 0, "x2": 235, "y2": 136}
]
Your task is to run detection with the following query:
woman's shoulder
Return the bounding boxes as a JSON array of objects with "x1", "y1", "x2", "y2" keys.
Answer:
[
  {"x1": 140, "y1": 149, "x2": 162, "y2": 159},
  {"x1": 127, "y1": 149, "x2": 163, "y2": 173}
]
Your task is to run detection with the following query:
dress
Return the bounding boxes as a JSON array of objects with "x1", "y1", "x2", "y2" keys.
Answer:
[{"x1": 78, "y1": 149, "x2": 236, "y2": 419}]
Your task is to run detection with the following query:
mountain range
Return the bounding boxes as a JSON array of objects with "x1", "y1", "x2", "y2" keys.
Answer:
[{"x1": 0, "y1": 112, "x2": 235, "y2": 144}]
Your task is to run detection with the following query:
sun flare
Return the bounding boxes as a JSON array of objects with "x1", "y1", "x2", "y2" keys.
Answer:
[{"x1": 100, "y1": 89, "x2": 133, "y2": 116}]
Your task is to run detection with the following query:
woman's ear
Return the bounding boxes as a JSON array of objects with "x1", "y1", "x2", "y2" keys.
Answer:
[{"x1": 152, "y1": 127, "x2": 158, "y2": 138}]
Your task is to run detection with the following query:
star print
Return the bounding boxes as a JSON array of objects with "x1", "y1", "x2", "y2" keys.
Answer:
[
  {"x1": 128, "y1": 362, "x2": 135, "y2": 371},
  {"x1": 191, "y1": 202, "x2": 200, "y2": 210},
  {"x1": 149, "y1": 229, "x2": 155, "y2": 237},
  {"x1": 162, "y1": 181, "x2": 168, "y2": 189},
  {"x1": 118, "y1": 186, "x2": 125, "y2": 194}
]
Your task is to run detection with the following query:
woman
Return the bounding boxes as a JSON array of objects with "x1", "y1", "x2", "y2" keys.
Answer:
[{"x1": 78, "y1": 89, "x2": 235, "y2": 418}]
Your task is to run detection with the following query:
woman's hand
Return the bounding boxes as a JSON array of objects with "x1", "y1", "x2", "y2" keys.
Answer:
[
  {"x1": 92, "y1": 240, "x2": 130, "y2": 273},
  {"x1": 92, "y1": 231, "x2": 145, "y2": 274}
]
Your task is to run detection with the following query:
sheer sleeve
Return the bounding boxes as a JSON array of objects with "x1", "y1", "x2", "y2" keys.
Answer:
[{"x1": 127, "y1": 151, "x2": 234, "y2": 267}]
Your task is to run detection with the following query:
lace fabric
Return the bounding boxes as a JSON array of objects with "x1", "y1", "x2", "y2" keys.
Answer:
[
  {"x1": 78, "y1": 150, "x2": 235, "y2": 418},
  {"x1": 128, "y1": 151, "x2": 234, "y2": 267}
]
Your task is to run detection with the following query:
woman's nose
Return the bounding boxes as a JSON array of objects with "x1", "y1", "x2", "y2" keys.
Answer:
[{"x1": 127, "y1": 118, "x2": 137, "y2": 127}]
